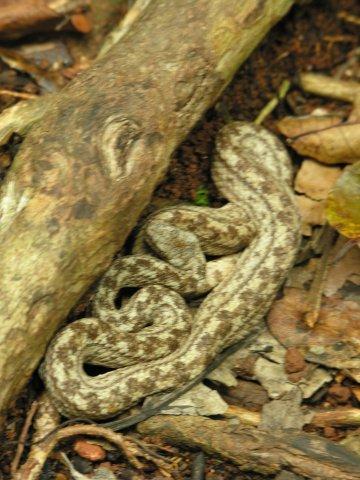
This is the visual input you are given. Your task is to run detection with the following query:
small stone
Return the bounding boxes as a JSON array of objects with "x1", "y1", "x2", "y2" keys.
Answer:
[
  {"x1": 70, "y1": 14, "x2": 92, "y2": 33},
  {"x1": 74, "y1": 439, "x2": 106, "y2": 462},
  {"x1": 323, "y1": 426, "x2": 337, "y2": 439},
  {"x1": 285, "y1": 347, "x2": 307, "y2": 374},
  {"x1": 327, "y1": 384, "x2": 352, "y2": 404}
]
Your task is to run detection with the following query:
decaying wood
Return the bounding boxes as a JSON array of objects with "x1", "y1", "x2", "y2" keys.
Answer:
[
  {"x1": 138, "y1": 415, "x2": 360, "y2": 480},
  {"x1": 311, "y1": 407, "x2": 360, "y2": 427},
  {"x1": 226, "y1": 404, "x2": 360, "y2": 428},
  {"x1": 0, "y1": 0, "x2": 296, "y2": 421},
  {"x1": 299, "y1": 73, "x2": 360, "y2": 104},
  {"x1": 0, "y1": 0, "x2": 91, "y2": 39}
]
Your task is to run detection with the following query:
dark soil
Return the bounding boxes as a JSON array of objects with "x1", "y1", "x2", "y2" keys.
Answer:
[
  {"x1": 0, "y1": 0, "x2": 359, "y2": 478},
  {"x1": 156, "y1": 0, "x2": 359, "y2": 205}
]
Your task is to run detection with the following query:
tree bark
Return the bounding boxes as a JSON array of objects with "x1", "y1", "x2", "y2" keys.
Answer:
[
  {"x1": 0, "y1": 0, "x2": 295, "y2": 421},
  {"x1": 138, "y1": 415, "x2": 360, "y2": 480}
]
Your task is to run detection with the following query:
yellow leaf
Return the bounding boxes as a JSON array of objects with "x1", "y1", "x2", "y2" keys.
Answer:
[{"x1": 326, "y1": 161, "x2": 360, "y2": 240}]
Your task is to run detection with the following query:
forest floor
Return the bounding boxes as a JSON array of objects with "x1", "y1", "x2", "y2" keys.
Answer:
[{"x1": 0, "y1": 1, "x2": 359, "y2": 479}]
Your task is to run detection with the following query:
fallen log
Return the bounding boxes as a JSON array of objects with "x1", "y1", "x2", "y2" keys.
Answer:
[
  {"x1": 138, "y1": 415, "x2": 360, "y2": 480},
  {"x1": 0, "y1": 0, "x2": 295, "y2": 421}
]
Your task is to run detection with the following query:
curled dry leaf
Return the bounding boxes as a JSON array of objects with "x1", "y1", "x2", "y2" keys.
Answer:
[
  {"x1": 277, "y1": 115, "x2": 360, "y2": 164},
  {"x1": 295, "y1": 159, "x2": 342, "y2": 200},
  {"x1": 267, "y1": 288, "x2": 360, "y2": 371},
  {"x1": 326, "y1": 161, "x2": 360, "y2": 241},
  {"x1": 277, "y1": 114, "x2": 343, "y2": 138}
]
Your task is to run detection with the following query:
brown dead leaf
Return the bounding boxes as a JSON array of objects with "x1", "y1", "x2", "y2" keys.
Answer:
[
  {"x1": 324, "y1": 238, "x2": 360, "y2": 296},
  {"x1": 277, "y1": 114, "x2": 343, "y2": 137},
  {"x1": 268, "y1": 288, "x2": 360, "y2": 370},
  {"x1": 295, "y1": 159, "x2": 342, "y2": 200},
  {"x1": 259, "y1": 388, "x2": 311, "y2": 432},
  {"x1": 295, "y1": 195, "x2": 326, "y2": 234},
  {"x1": 277, "y1": 115, "x2": 360, "y2": 164},
  {"x1": 288, "y1": 122, "x2": 360, "y2": 164},
  {"x1": 327, "y1": 383, "x2": 352, "y2": 405},
  {"x1": 224, "y1": 380, "x2": 269, "y2": 410},
  {"x1": 286, "y1": 258, "x2": 317, "y2": 290},
  {"x1": 287, "y1": 238, "x2": 360, "y2": 296}
]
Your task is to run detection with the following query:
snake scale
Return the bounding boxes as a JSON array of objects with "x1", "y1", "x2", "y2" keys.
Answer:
[{"x1": 42, "y1": 122, "x2": 301, "y2": 420}]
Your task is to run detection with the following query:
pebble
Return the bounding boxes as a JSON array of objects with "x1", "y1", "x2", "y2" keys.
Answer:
[{"x1": 74, "y1": 440, "x2": 106, "y2": 462}]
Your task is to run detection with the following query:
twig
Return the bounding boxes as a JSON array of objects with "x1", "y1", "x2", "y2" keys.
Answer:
[
  {"x1": 191, "y1": 451, "x2": 206, "y2": 480},
  {"x1": 337, "y1": 11, "x2": 360, "y2": 26},
  {"x1": 331, "y1": 239, "x2": 358, "y2": 264},
  {"x1": 254, "y1": 79, "x2": 291, "y2": 125},
  {"x1": 11, "y1": 400, "x2": 39, "y2": 475},
  {"x1": 0, "y1": 89, "x2": 38, "y2": 100},
  {"x1": 126, "y1": 436, "x2": 178, "y2": 478},
  {"x1": 15, "y1": 422, "x2": 181, "y2": 480},
  {"x1": 335, "y1": 48, "x2": 360, "y2": 79},
  {"x1": 312, "y1": 408, "x2": 360, "y2": 427},
  {"x1": 138, "y1": 414, "x2": 360, "y2": 480},
  {"x1": 128, "y1": 435, "x2": 171, "y2": 462},
  {"x1": 304, "y1": 225, "x2": 336, "y2": 328},
  {"x1": 15, "y1": 424, "x2": 140, "y2": 480},
  {"x1": 97, "y1": 0, "x2": 153, "y2": 59}
]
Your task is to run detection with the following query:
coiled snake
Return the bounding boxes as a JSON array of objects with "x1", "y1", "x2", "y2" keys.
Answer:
[{"x1": 42, "y1": 122, "x2": 301, "y2": 420}]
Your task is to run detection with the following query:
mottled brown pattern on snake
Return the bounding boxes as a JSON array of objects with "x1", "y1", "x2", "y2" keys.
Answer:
[{"x1": 42, "y1": 122, "x2": 301, "y2": 419}]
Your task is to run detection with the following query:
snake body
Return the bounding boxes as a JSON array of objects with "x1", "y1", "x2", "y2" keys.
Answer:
[{"x1": 43, "y1": 122, "x2": 301, "y2": 419}]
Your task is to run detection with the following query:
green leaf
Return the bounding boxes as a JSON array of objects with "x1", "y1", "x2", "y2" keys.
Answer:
[{"x1": 194, "y1": 185, "x2": 210, "y2": 206}]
